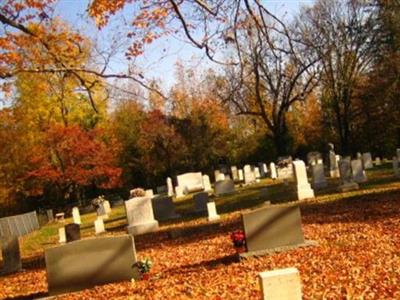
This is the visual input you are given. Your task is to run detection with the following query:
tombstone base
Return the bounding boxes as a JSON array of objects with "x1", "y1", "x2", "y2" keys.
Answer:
[
  {"x1": 338, "y1": 182, "x2": 359, "y2": 192},
  {"x1": 127, "y1": 221, "x2": 159, "y2": 236},
  {"x1": 239, "y1": 240, "x2": 317, "y2": 259},
  {"x1": 329, "y1": 170, "x2": 340, "y2": 178},
  {"x1": 296, "y1": 185, "x2": 315, "y2": 200},
  {"x1": 208, "y1": 215, "x2": 220, "y2": 222}
]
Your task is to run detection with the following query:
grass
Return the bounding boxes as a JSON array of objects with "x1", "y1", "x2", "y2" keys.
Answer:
[{"x1": 17, "y1": 163, "x2": 400, "y2": 258}]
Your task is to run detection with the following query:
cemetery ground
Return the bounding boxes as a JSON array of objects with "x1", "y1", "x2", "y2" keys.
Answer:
[{"x1": 1, "y1": 164, "x2": 400, "y2": 299}]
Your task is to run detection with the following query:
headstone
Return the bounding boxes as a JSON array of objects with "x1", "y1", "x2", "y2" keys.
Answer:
[
  {"x1": 214, "y1": 170, "x2": 221, "y2": 182},
  {"x1": 151, "y1": 195, "x2": 180, "y2": 221},
  {"x1": 124, "y1": 197, "x2": 159, "y2": 235},
  {"x1": 254, "y1": 167, "x2": 261, "y2": 179},
  {"x1": 58, "y1": 227, "x2": 66, "y2": 243},
  {"x1": 269, "y1": 162, "x2": 277, "y2": 180},
  {"x1": 231, "y1": 166, "x2": 239, "y2": 181},
  {"x1": 258, "y1": 163, "x2": 265, "y2": 177},
  {"x1": 356, "y1": 152, "x2": 362, "y2": 160},
  {"x1": 393, "y1": 157, "x2": 400, "y2": 178},
  {"x1": 293, "y1": 160, "x2": 314, "y2": 200},
  {"x1": 176, "y1": 172, "x2": 204, "y2": 193},
  {"x1": 202, "y1": 175, "x2": 212, "y2": 192},
  {"x1": 351, "y1": 159, "x2": 368, "y2": 183},
  {"x1": 338, "y1": 158, "x2": 359, "y2": 192},
  {"x1": 193, "y1": 192, "x2": 209, "y2": 213},
  {"x1": 0, "y1": 236, "x2": 22, "y2": 275},
  {"x1": 46, "y1": 209, "x2": 54, "y2": 223},
  {"x1": 277, "y1": 157, "x2": 293, "y2": 179},
  {"x1": 216, "y1": 173, "x2": 225, "y2": 181},
  {"x1": 167, "y1": 177, "x2": 174, "y2": 196},
  {"x1": 374, "y1": 157, "x2": 381, "y2": 166},
  {"x1": 242, "y1": 205, "x2": 306, "y2": 253},
  {"x1": 362, "y1": 152, "x2": 373, "y2": 169},
  {"x1": 72, "y1": 207, "x2": 81, "y2": 225},
  {"x1": 103, "y1": 200, "x2": 112, "y2": 215},
  {"x1": 328, "y1": 143, "x2": 340, "y2": 178},
  {"x1": 214, "y1": 179, "x2": 235, "y2": 196},
  {"x1": 65, "y1": 223, "x2": 80, "y2": 242},
  {"x1": 238, "y1": 169, "x2": 244, "y2": 181},
  {"x1": 45, "y1": 235, "x2": 140, "y2": 296},
  {"x1": 145, "y1": 189, "x2": 154, "y2": 198},
  {"x1": 156, "y1": 185, "x2": 167, "y2": 194},
  {"x1": 259, "y1": 267, "x2": 302, "y2": 300},
  {"x1": 55, "y1": 213, "x2": 65, "y2": 222},
  {"x1": 175, "y1": 186, "x2": 184, "y2": 198},
  {"x1": 207, "y1": 202, "x2": 220, "y2": 222},
  {"x1": 94, "y1": 218, "x2": 106, "y2": 235},
  {"x1": 311, "y1": 163, "x2": 327, "y2": 189},
  {"x1": 307, "y1": 152, "x2": 322, "y2": 166},
  {"x1": 244, "y1": 165, "x2": 256, "y2": 184}
]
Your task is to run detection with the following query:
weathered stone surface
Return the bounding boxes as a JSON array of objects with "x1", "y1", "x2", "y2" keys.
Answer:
[
  {"x1": 65, "y1": 223, "x2": 80, "y2": 242},
  {"x1": 242, "y1": 205, "x2": 305, "y2": 253},
  {"x1": 338, "y1": 158, "x2": 359, "y2": 192},
  {"x1": 293, "y1": 160, "x2": 314, "y2": 200},
  {"x1": 45, "y1": 235, "x2": 140, "y2": 296},
  {"x1": 0, "y1": 236, "x2": 22, "y2": 275},
  {"x1": 151, "y1": 195, "x2": 180, "y2": 221},
  {"x1": 351, "y1": 159, "x2": 368, "y2": 183},
  {"x1": 311, "y1": 163, "x2": 327, "y2": 189},
  {"x1": 193, "y1": 192, "x2": 209, "y2": 213},
  {"x1": 214, "y1": 179, "x2": 235, "y2": 196},
  {"x1": 125, "y1": 197, "x2": 159, "y2": 235},
  {"x1": 207, "y1": 202, "x2": 220, "y2": 222},
  {"x1": 177, "y1": 172, "x2": 204, "y2": 193},
  {"x1": 72, "y1": 207, "x2": 81, "y2": 225},
  {"x1": 362, "y1": 152, "x2": 373, "y2": 169},
  {"x1": 259, "y1": 267, "x2": 302, "y2": 300}
]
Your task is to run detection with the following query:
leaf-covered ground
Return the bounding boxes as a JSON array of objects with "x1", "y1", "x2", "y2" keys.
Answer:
[{"x1": 0, "y1": 168, "x2": 400, "y2": 299}]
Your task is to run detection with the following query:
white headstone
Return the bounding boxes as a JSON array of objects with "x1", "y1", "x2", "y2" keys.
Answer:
[
  {"x1": 207, "y1": 202, "x2": 220, "y2": 222},
  {"x1": 254, "y1": 167, "x2": 261, "y2": 179},
  {"x1": 293, "y1": 160, "x2": 314, "y2": 200},
  {"x1": 244, "y1": 165, "x2": 256, "y2": 184},
  {"x1": 259, "y1": 267, "x2": 302, "y2": 300},
  {"x1": 103, "y1": 201, "x2": 111, "y2": 215},
  {"x1": 72, "y1": 207, "x2": 81, "y2": 225},
  {"x1": 238, "y1": 169, "x2": 244, "y2": 181},
  {"x1": 216, "y1": 173, "x2": 225, "y2": 181},
  {"x1": 167, "y1": 177, "x2": 174, "y2": 196},
  {"x1": 59, "y1": 227, "x2": 66, "y2": 244},
  {"x1": 269, "y1": 162, "x2": 277, "y2": 180},
  {"x1": 374, "y1": 157, "x2": 381, "y2": 166},
  {"x1": 202, "y1": 175, "x2": 212, "y2": 192},
  {"x1": 231, "y1": 166, "x2": 239, "y2": 181},
  {"x1": 362, "y1": 152, "x2": 373, "y2": 169},
  {"x1": 124, "y1": 197, "x2": 159, "y2": 235},
  {"x1": 145, "y1": 189, "x2": 154, "y2": 198},
  {"x1": 175, "y1": 186, "x2": 184, "y2": 198},
  {"x1": 351, "y1": 159, "x2": 367, "y2": 183},
  {"x1": 311, "y1": 163, "x2": 327, "y2": 189},
  {"x1": 176, "y1": 172, "x2": 204, "y2": 193},
  {"x1": 94, "y1": 218, "x2": 105, "y2": 234}
]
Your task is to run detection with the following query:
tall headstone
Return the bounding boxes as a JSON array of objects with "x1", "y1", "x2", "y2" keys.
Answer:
[
  {"x1": 393, "y1": 157, "x2": 400, "y2": 178},
  {"x1": 311, "y1": 163, "x2": 327, "y2": 189},
  {"x1": 46, "y1": 209, "x2": 54, "y2": 223},
  {"x1": 151, "y1": 195, "x2": 180, "y2": 221},
  {"x1": 124, "y1": 197, "x2": 159, "y2": 235},
  {"x1": 328, "y1": 143, "x2": 340, "y2": 178},
  {"x1": 214, "y1": 179, "x2": 235, "y2": 196},
  {"x1": 362, "y1": 152, "x2": 373, "y2": 169},
  {"x1": 269, "y1": 162, "x2": 277, "y2": 180},
  {"x1": 96, "y1": 203, "x2": 108, "y2": 220},
  {"x1": 45, "y1": 235, "x2": 140, "y2": 296},
  {"x1": 244, "y1": 165, "x2": 256, "y2": 184},
  {"x1": 72, "y1": 207, "x2": 81, "y2": 225},
  {"x1": 231, "y1": 166, "x2": 239, "y2": 182},
  {"x1": 65, "y1": 223, "x2": 80, "y2": 242},
  {"x1": 254, "y1": 167, "x2": 261, "y2": 179},
  {"x1": 238, "y1": 169, "x2": 244, "y2": 181},
  {"x1": 94, "y1": 218, "x2": 106, "y2": 235},
  {"x1": 167, "y1": 177, "x2": 174, "y2": 196},
  {"x1": 351, "y1": 159, "x2": 368, "y2": 183},
  {"x1": 103, "y1": 200, "x2": 112, "y2": 215},
  {"x1": 193, "y1": 192, "x2": 209, "y2": 213},
  {"x1": 338, "y1": 158, "x2": 359, "y2": 192},
  {"x1": 58, "y1": 227, "x2": 66, "y2": 243},
  {"x1": 293, "y1": 160, "x2": 314, "y2": 200},
  {"x1": 202, "y1": 175, "x2": 212, "y2": 192},
  {"x1": 207, "y1": 202, "x2": 220, "y2": 222},
  {"x1": 258, "y1": 163, "x2": 265, "y2": 177},
  {"x1": 259, "y1": 268, "x2": 302, "y2": 300},
  {"x1": 0, "y1": 236, "x2": 22, "y2": 275}
]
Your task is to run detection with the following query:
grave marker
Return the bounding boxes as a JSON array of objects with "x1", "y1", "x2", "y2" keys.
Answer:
[
  {"x1": 151, "y1": 195, "x2": 180, "y2": 221},
  {"x1": 214, "y1": 179, "x2": 235, "y2": 196},
  {"x1": 125, "y1": 197, "x2": 159, "y2": 235},
  {"x1": 207, "y1": 202, "x2": 220, "y2": 222},
  {"x1": 72, "y1": 207, "x2": 81, "y2": 225},
  {"x1": 293, "y1": 160, "x2": 314, "y2": 200},
  {"x1": 311, "y1": 163, "x2": 327, "y2": 189},
  {"x1": 193, "y1": 192, "x2": 209, "y2": 213},
  {"x1": 338, "y1": 158, "x2": 359, "y2": 192},
  {"x1": 65, "y1": 223, "x2": 80, "y2": 242},
  {"x1": 94, "y1": 218, "x2": 106, "y2": 235},
  {"x1": 259, "y1": 267, "x2": 302, "y2": 300},
  {"x1": 0, "y1": 236, "x2": 21, "y2": 275},
  {"x1": 351, "y1": 159, "x2": 368, "y2": 183}
]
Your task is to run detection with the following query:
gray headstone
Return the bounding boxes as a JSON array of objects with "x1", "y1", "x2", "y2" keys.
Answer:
[
  {"x1": 45, "y1": 235, "x2": 140, "y2": 296},
  {"x1": 0, "y1": 235, "x2": 22, "y2": 275},
  {"x1": 242, "y1": 205, "x2": 305, "y2": 253},
  {"x1": 338, "y1": 158, "x2": 359, "y2": 192},
  {"x1": 65, "y1": 223, "x2": 80, "y2": 242},
  {"x1": 351, "y1": 159, "x2": 367, "y2": 183},
  {"x1": 193, "y1": 192, "x2": 209, "y2": 213},
  {"x1": 362, "y1": 152, "x2": 373, "y2": 169},
  {"x1": 47, "y1": 209, "x2": 54, "y2": 222},
  {"x1": 214, "y1": 179, "x2": 235, "y2": 196},
  {"x1": 311, "y1": 164, "x2": 327, "y2": 189},
  {"x1": 151, "y1": 195, "x2": 180, "y2": 221}
]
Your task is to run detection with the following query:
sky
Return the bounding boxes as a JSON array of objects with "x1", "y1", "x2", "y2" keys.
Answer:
[{"x1": 53, "y1": 0, "x2": 315, "y2": 91}]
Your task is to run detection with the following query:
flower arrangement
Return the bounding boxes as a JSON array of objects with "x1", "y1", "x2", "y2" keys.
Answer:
[
  {"x1": 230, "y1": 230, "x2": 246, "y2": 248},
  {"x1": 133, "y1": 258, "x2": 153, "y2": 280},
  {"x1": 130, "y1": 188, "x2": 146, "y2": 198}
]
